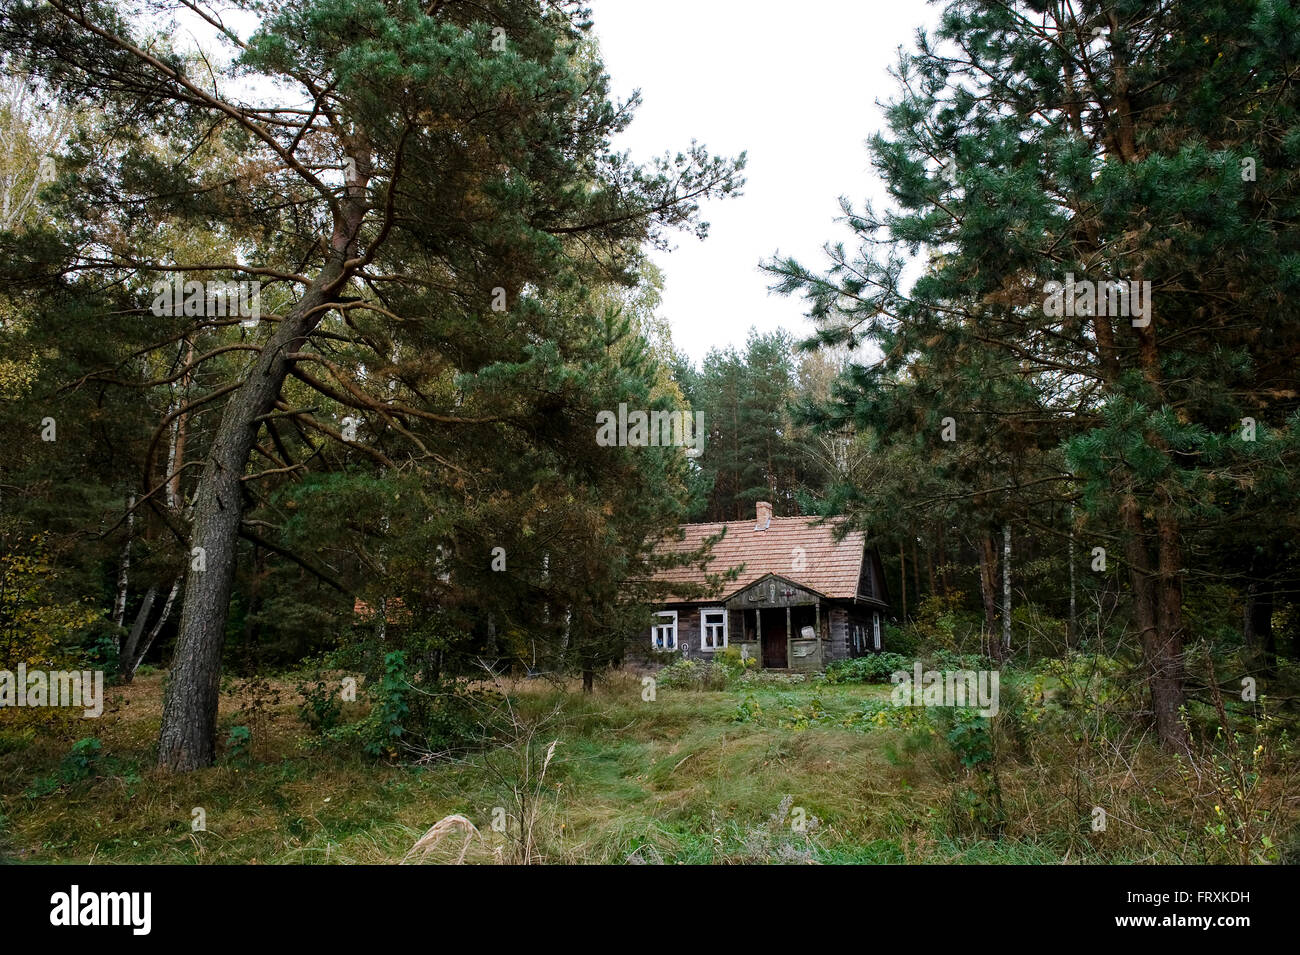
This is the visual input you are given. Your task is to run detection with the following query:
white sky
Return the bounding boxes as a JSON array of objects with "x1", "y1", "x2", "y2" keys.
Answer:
[{"x1": 591, "y1": 0, "x2": 940, "y2": 362}]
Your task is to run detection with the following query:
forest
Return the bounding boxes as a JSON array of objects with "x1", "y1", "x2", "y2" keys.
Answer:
[{"x1": 0, "y1": 0, "x2": 1298, "y2": 868}]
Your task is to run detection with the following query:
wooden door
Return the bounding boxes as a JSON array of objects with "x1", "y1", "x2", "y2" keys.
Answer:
[{"x1": 761, "y1": 608, "x2": 787, "y2": 668}]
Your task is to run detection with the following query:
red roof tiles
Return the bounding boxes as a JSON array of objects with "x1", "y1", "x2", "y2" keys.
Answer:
[{"x1": 651, "y1": 512, "x2": 867, "y2": 602}]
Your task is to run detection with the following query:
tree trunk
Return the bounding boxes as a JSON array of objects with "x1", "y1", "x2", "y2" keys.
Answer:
[
  {"x1": 112, "y1": 493, "x2": 134, "y2": 629},
  {"x1": 978, "y1": 535, "x2": 999, "y2": 656},
  {"x1": 911, "y1": 537, "x2": 921, "y2": 606},
  {"x1": 119, "y1": 584, "x2": 157, "y2": 680},
  {"x1": 121, "y1": 576, "x2": 181, "y2": 682},
  {"x1": 157, "y1": 129, "x2": 369, "y2": 770},
  {"x1": 166, "y1": 338, "x2": 194, "y2": 511},
  {"x1": 898, "y1": 540, "x2": 907, "y2": 622},
  {"x1": 1001, "y1": 524, "x2": 1011, "y2": 657},
  {"x1": 1153, "y1": 511, "x2": 1189, "y2": 752},
  {"x1": 926, "y1": 538, "x2": 937, "y2": 598},
  {"x1": 156, "y1": 262, "x2": 347, "y2": 771},
  {"x1": 1067, "y1": 505, "x2": 1077, "y2": 648},
  {"x1": 938, "y1": 523, "x2": 949, "y2": 595},
  {"x1": 1243, "y1": 582, "x2": 1276, "y2": 677},
  {"x1": 1120, "y1": 494, "x2": 1188, "y2": 752}
]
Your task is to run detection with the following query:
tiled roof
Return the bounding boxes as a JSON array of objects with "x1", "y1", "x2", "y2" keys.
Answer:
[
  {"x1": 353, "y1": 597, "x2": 411, "y2": 623},
  {"x1": 651, "y1": 514, "x2": 867, "y2": 602}
]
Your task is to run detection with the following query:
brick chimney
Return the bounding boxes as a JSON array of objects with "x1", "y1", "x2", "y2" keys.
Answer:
[{"x1": 755, "y1": 501, "x2": 772, "y2": 530}]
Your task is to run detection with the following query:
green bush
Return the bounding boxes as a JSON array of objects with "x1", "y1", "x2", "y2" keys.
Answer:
[
  {"x1": 323, "y1": 651, "x2": 501, "y2": 760},
  {"x1": 0, "y1": 727, "x2": 35, "y2": 755},
  {"x1": 882, "y1": 621, "x2": 919, "y2": 655},
  {"x1": 24, "y1": 737, "x2": 104, "y2": 797},
  {"x1": 716, "y1": 646, "x2": 747, "y2": 675},
  {"x1": 732, "y1": 693, "x2": 763, "y2": 723},
  {"x1": 656, "y1": 657, "x2": 732, "y2": 690},
  {"x1": 297, "y1": 673, "x2": 344, "y2": 733},
  {"x1": 910, "y1": 593, "x2": 984, "y2": 651},
  {"x1": 363, "y1": 650, "x2": 412, "y2": 757},
  {"x1": 926, "y1": 649, "x2": 994, "y2": 672},
  {"x1": 941, "y1": 708, "x2": 994, "y2": 769},
  {"x1": 224, "y1": 725, "x2": 252, "y2": 764},
  {"x1": 825, "y1": 652, "x2": 912, "y2": 684}
]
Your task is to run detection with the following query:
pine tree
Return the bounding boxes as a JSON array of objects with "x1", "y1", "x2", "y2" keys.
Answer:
[
  {"x1": 2, "y1": 0, "x2": 743, "y2": 768},
  {"x1": 766, "y1": 0, "x2": 1300, "y2": 750}
]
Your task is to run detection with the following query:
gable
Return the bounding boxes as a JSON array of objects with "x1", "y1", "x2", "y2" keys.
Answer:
[{"x1": 727, "y1": 574, "x2": 824, "y2": 607}]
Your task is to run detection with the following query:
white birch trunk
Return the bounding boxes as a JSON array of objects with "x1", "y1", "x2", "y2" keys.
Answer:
[{"x1": 113, "y1": 493, "x2": 135, "y2": 629}]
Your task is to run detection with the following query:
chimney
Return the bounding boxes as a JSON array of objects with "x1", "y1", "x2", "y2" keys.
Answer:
[{"x1": 755, "y1": 501, "x2": 772, "y2": 531}]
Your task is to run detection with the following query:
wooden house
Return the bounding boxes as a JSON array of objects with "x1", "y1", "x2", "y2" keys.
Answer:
[{"x1": 648, "y1": 502, "x2": 890, "y2": 671}]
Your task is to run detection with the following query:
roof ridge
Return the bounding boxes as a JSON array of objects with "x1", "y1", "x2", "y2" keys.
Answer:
[{"x1": 671, "y1": 514, "x2": 850, "y2": 528}]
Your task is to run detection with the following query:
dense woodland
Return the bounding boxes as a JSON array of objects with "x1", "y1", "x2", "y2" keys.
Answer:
[{"x1": 1, "y1": 0, "x2": 1298, "y2": 865}]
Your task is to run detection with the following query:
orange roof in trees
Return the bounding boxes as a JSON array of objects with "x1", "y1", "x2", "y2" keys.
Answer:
[{"x1": 651, "y1": 505, "x2": 868, "y2": 603}]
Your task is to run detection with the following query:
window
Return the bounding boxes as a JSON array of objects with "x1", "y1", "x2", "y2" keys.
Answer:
[
  {"x1": 701, "y1": 608, "x2": 727, "y2": 650},
  {"x1": 872, "y1": 613, "x2": 882, "y2": 651},
  {"x1": 651, "y1": 611, "x2": 677, "y2": 651}
]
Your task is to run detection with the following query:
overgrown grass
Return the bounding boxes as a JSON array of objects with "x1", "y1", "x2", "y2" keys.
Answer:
[{"x1": 1, "y1": 663, "x2": 1295, "y2": 864}]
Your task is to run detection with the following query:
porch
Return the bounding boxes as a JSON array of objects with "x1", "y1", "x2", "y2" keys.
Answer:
[{"x1": 726, "y1": 575, "x2": 827, "y2": 672}]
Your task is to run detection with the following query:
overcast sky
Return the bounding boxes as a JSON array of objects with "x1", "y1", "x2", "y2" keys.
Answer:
[{"x1": 590, "y1": 0, "x2": 940, "y2": 362}]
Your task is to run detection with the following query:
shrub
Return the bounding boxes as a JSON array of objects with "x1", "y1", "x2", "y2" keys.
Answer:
[
  {"x1": 0, "y1": 727, "x2": 35, "y2": 754},
  {"x1": 224, "y1": 725, "x2": 252, "y2": 764},
  {"x1": 882, "y1": 621, "x2": 919, "y2": 655},
  {"x1": 62, "y1": 736, "x2": 103, "y2": 778},
  {"x1": 825, "y1": 652, "x2": 912, "y2": 684},
  {"x1": 732, "y1": 693, "x2": 763, "y2": 723},
  {"x1": 941, "y1": 708, "x2": 994, "y2": 769},
  {"x1": 925, "y1": 649, "x2": 994, "y2": 672},
  {"x1": 24, "y1": 737, "x2": 104, "y2": 797},
  {"x1": 326, "y1": 651, "x2": 502, "y2": 760},
  {"x1": 361, "y1": 650, "x2": 412, "y2": 758},
  {"x1": 852, "y1": 697, "x2": 934, "y2": 730},
  {"x1": 910, "y1": 593, "x2": 984, "y2": 651},
  {"x1": 656, "y1": 658, "x2": 731, "y2": 690},
  {"x1": 297, "y1": 673, "x2": 344, "y2": 733},
  {"x1": 716, "y1": 646, "x2": 747, "y2": 675}
]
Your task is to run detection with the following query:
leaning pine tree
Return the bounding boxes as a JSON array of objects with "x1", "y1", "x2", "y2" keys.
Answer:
[{"x1": 3, "y1": 0, "x2": 742, "y2": 769}]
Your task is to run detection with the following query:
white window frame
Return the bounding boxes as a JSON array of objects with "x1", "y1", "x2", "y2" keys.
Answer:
[
  {"x1": 651, "y1": 611, "x2": 678, "y2": 651},
  {"x1": 700, "y1": 607, "x2": 728, "y2": 651},
  {"x1": 872, "y1": 613, "x2": 882, "y2": 650}
]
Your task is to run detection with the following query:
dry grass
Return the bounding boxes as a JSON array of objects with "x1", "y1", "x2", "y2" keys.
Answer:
[
  {"x1": 401, "y1": 814, "x2": 480, "y2": 864},
  {"x1": 2, "y1": 666, "x2": 1294, "y2": 864}
]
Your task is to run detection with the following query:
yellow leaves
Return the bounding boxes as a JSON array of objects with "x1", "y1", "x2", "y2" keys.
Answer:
[{"x1": 1, "y1": 532, "x2": 103, "y2": 667}]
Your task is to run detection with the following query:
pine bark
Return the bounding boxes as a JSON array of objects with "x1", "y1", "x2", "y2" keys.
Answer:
[
  {"x1": 1001, "y1": 524, "x2": 1011, "y2": 656},
  {"x1": 1119, "y1": 494, "x2": 1189, "y2": 753},
  {"x1": 156, "y1": 261, "x2": 348, "y2": 770}
]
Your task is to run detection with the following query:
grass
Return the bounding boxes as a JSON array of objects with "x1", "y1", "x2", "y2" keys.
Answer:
[{"x1": 0, "y1": 666, "x2": 1293, "y2": 864}]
